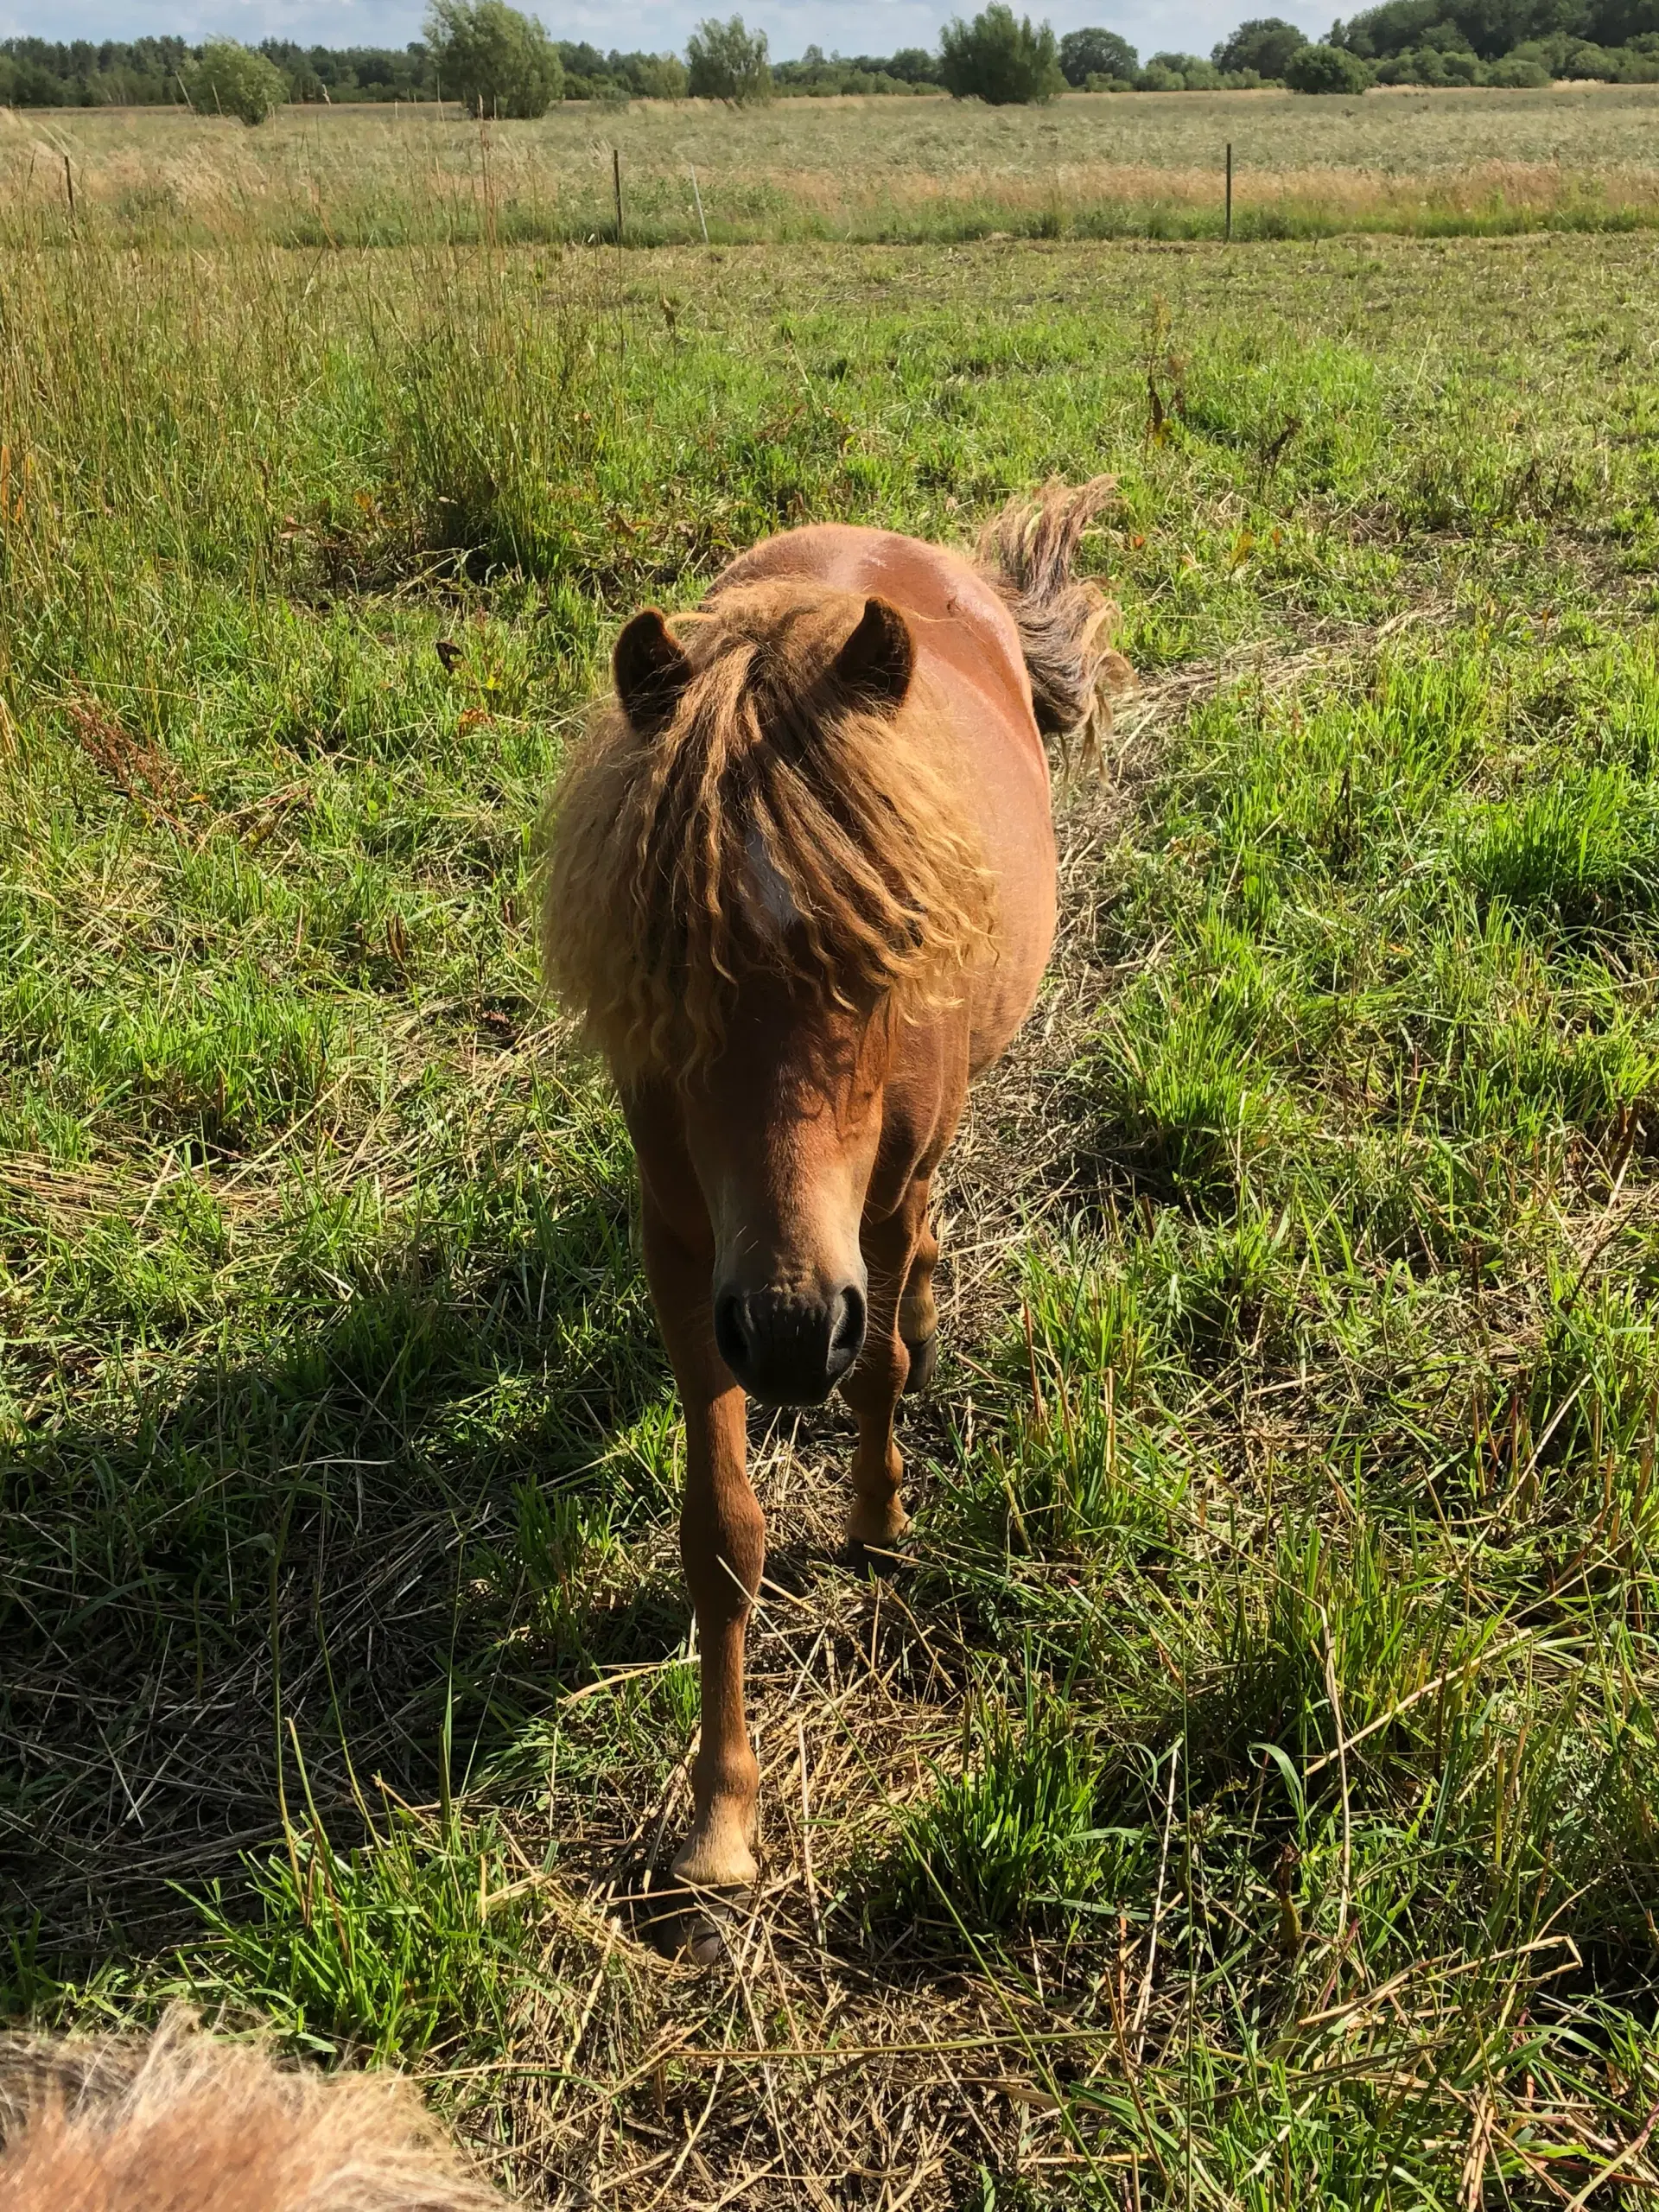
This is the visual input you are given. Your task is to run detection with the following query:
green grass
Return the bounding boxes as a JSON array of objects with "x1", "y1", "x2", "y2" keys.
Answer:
[{"x1": 3, "y1": 225, "x2": 1659, "y2": 2203}]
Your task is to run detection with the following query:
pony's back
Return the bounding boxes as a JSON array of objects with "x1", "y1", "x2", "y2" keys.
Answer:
[{"x1": 0, "y1": 2010, "x2": 499, "y2": 2212}]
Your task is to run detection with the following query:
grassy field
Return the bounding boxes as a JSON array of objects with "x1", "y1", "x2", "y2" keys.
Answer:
[
  {"x1": 4, "y1": 212, "x2": 1659, "y2": 2208},
  {"x1": 6, "y1": 83, "x2": 1659, "y2": 245}
]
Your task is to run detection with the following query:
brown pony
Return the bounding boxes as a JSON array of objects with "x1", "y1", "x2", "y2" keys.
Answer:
[{"x1": 543, "y1": 481, "x2": 1127, "y2": 1903}]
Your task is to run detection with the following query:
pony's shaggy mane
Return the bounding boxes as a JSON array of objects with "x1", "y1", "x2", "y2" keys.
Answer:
[
  {"x1": 543, "y1": 579, "x2": 997, "y2": 1082},
  {"x1": 0, "y1": 2008, "x2": 500, "y2": 2212}
]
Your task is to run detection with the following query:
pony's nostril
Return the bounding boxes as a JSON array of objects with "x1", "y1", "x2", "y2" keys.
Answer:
[
  {"x1": 826, "y1": 1284, "x2": 867, "y2": 1377},
  {"x1": 714, "y1": 1289, "x2": 750, "y2": 1377},
  {"x1": 717, "y1": 1281, "x2": 863, "y2": 1400}
]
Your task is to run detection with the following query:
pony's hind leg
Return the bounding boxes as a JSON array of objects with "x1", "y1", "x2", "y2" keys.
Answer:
[
  {"x1": 842, "y1": 1181, "x2": 931, "y2": 1557},
  {"x1": 899, "y1": 1213, "x2": 941, "y2": 1395}
]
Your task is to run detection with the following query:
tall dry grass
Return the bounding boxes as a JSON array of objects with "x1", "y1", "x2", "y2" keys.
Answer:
[
  {"x1": 0, "y1": 235, "x2": 616, "y2": 724},
  {"x1": 4, "y1": 85, "x2": 1658, "y2": 246}
]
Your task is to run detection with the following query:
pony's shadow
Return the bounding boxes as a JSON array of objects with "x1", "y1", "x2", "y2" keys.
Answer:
[
  {"x1": 2, "y1": 1221, "x2": 683, "y2": 1978},
  {"x1": 4, "y1": 1196, "x2": 992, "y2": 2001}
]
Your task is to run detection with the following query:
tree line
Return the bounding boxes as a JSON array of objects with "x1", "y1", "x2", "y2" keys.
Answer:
[{"x1": 3, "y1": 0, "x2": 1655, "y2": 114}]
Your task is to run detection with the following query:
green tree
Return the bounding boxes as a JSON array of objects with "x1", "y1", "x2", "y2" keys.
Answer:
[
  {"x1": 181, "y1": 39, "x2": 289, "y2": 123},
  {"x1": 939, "y1": 4, "x2": 1065, "y2": 101},
  {"x1": 0, "y1": 54, "x2": 68, "y2": 103},
  {"x1": 685, "y1": 16, "x2": 772, "y2": 101},
  {"x1": 1286, "y1": 39, "x2": 1376, "y2": 84},
  {"x1": 1327, "y1": 0, "x2": 1638, "y2": 62},
  {"x1": 426, "y1": 0, "x2": 562, "y2": 117},
  {"x1": 616, "y1": 49, "x2": 688, "y2": 97},
  {"x1": 1211, "y1": 16, "x2": 1309, "y2": 74},
  {"x1": 887, "y1": 45, "x2": 946, "y2": 78},
  {"x1": 1147, "y1": 47, "x2": 1224, "y2": 81},
  {"x1": 1057, "y1": 25, "x2": 1139, "y2": 81}
]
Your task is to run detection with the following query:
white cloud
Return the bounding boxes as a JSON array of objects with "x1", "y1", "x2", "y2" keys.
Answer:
[{"x1": 0, "y1": 0, "x2": 1339, "y2": 60}]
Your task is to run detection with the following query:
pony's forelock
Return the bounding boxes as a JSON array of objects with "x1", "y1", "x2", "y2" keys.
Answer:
[{"x1": 542, "y1": 582, "x2": 997, "y2": 1084}]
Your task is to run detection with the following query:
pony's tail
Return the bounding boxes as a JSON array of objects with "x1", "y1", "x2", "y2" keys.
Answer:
[{"x1": 976, "y1": 477, "x2": 1134, "y2": 755}]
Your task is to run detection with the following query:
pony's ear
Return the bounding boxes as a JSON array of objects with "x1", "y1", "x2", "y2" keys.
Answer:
[
  {"x1": 834, "y1": 596, "x2": 913, "y2": 714},
  {"x1": 614, "y1": 608, "x2": 691, "y2": 735}
]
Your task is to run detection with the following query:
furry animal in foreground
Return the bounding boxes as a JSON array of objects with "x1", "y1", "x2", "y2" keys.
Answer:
[
  {"x1": 0, "y1": 2008, "x2": 500, "y2": 2212},
  {"x1": 543, "y1": 480, "x2": 1129, "y2": 1904}
]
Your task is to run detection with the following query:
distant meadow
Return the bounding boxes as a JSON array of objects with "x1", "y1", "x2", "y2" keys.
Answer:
[{"x1": 4, "y1": 84, "x2": 1659, "y2": 246}]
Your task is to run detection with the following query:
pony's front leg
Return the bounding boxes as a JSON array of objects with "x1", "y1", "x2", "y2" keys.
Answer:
[
  {"x1": 640, "y1": 1203, "x2": 764, "y2": 1891},
  {"x1": 899, "y1": 1211, "x2": 941, "y2": 1394},
  {"x1": 841, "y1": 1179, "x2": 931, "y2": 1557}
]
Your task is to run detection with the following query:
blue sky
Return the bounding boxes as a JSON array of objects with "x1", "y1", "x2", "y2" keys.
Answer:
[{"x1": 0, "y1": 0, "x2": 1341, "y2": 61}]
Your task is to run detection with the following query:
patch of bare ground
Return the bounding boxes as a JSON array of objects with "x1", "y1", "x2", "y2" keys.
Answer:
[{"x1": 494, "y1": 1580, "x2": 1068, "y2": 2205}]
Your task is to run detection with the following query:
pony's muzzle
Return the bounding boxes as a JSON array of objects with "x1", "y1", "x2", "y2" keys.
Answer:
[{"x1": 713, "y1": 1280, "x2": 867, "y2": 1405}]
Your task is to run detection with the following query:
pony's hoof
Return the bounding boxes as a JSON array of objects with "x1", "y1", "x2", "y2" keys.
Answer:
[
  {"x1": 901, "y1": 1331, "x2": 938, "y2": 1395},
  {"x1": 842, "y1": 1533, "x2": 912, "y2": 1581},
  {"x1": 672, "y1": 1831, "x2": 757, "y2": 1892},
  {"x1": 635, "y1": 1883, "x2": 747, "y2": 1968},
  {"x1": 683, "y1": 1903, "x2": 737, "y2": 1969}
]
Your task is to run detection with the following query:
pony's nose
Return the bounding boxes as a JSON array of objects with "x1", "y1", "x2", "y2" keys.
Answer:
[{"x1": 713, "y1": 1281, "x2": 867, "y2": 1405}]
